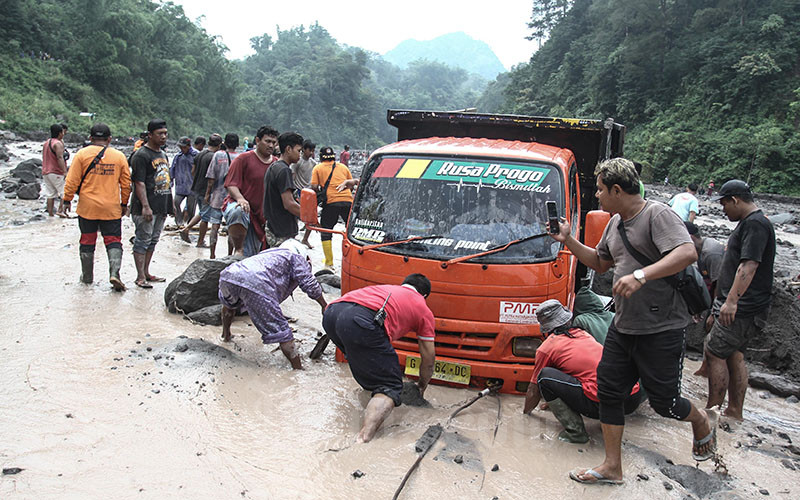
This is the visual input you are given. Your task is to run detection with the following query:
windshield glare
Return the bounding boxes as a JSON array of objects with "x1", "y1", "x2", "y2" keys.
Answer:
[{"x1": 348, "y1": 155, "x2": 564, "y2": 263}]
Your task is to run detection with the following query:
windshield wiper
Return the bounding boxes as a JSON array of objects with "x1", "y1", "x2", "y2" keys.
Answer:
[
  {"x1": 356, "y1": 234, "x2": 443, "y2": 253},
  {"x1": 442, "y1": 231, "x2": 552, "y2": 267}
]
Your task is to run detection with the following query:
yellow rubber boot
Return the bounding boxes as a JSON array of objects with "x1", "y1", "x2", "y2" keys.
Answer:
[{"x1": 322, "y1": 240, "x2": 334, "y2": 268}]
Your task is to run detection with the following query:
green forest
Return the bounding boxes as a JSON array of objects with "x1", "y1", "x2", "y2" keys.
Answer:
[
  {"x1": 2, "y1": 0, "x2": 798, "y2": 194},
  {"x1": 505, "y1": 0, "x2": 800, "y2": 195}
]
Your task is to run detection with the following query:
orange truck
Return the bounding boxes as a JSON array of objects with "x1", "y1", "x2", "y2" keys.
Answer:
[{"x1": 301, "y1": 110, "x2": 624, "y2": 394}]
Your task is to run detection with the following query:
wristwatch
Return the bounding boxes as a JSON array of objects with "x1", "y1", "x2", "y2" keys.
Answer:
[{"x1": 633, "y1": 269, "x2": 646, "y2": 285}]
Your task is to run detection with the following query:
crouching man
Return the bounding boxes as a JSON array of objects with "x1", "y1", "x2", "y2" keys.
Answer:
[
  {"x1": 218, "y1": 239, "x2": 327, "y2": 369},
  {"x1": 322, "y1": 274, "x2": 435, "y2": 443},
  {"x1": 523, "y1": 300, "x2": 644, "y2": 443}
]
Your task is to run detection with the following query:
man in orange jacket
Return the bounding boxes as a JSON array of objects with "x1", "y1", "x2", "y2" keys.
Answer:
[{"x1": 63, "y1": 123, "x2": 131, "y2": 290}]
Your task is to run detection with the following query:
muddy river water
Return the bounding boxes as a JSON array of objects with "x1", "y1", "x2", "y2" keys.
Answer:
[{"x1": 1, "y1": 143, "x2": 799, "y2": 499}]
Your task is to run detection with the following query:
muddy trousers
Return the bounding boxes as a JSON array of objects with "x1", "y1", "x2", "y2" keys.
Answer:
[
  {"x1": 597, "y1": 324, "x2": 691, "y2": 426},
  {"x1": 537, "y1": 367, "x2": 643, "y2": 420}
]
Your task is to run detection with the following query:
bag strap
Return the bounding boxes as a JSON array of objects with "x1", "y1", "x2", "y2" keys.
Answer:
[
  {"x1": 76, "y1": 145, "x2": 108, "y2": 195},
  {"x1": 322, "y1": 162, "x2": 337, "y2": 194},
  {"x1": 616, "y1": 221, "x2": 679, "y2": 287},
  {"x1": 48, "y1": 138, "x2": 56, "y2": 155}
]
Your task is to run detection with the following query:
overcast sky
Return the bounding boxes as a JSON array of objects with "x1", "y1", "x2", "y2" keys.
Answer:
[{"x1": 172, "y1": 0, "x2": 535, "y2": 70}]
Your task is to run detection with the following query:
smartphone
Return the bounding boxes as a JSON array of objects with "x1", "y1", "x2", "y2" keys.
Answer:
[{"x1": 546, "y1": 201, "x2": 559, "y2": 234}]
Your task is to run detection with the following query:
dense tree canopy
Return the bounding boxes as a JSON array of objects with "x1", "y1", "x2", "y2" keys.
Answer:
[
  {"x1": 503, "y1": 0, "x2": 800, "y2": 195},
  {"x1": 0, "y1": 1, "x2": 486, "y2": 148}
]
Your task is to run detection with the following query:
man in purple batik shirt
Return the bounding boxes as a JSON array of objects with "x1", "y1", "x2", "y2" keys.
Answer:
[{"x1": 218, "y1": 239, "x2": 327, "y2": 369}]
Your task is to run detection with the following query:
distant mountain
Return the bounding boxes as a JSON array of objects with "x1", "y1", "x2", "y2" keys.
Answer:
[{"x1": 383, "y1": 32, "x2": 506, "y2": 80}]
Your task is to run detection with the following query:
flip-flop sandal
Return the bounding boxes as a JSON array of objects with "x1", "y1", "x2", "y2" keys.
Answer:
[
  {"x1": 146, "y1": 275, "x2": 166, "y2": 282},
  {"x1": 135, "y1": 279, "x2": 153, "y2": 289},
  {"x1": 692, "y1": 409, "x2": 718, "y2": 461},
  {"x1": 569, "y1": 468, "x2": 623, "y2": 485},
  {"x1": 109, "y1": 277, "x2": 127, "y2": 292}
]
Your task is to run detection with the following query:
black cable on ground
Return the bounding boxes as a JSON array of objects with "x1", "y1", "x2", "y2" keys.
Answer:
[{"x1": 393, "y1": 387, "x2": 495, "y2": 500}]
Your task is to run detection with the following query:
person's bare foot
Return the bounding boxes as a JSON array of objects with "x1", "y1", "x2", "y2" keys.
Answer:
[
  {"x1": 722, "y1": 408, "x2": 743, "y2": 421},
  {"x1": 179, "y1": 230, "x2": 191, "y2": 243},
  {"x1": 302, "y1": 239, "x2": 313, "y2": 249},
  {"x1": 693, "y1": 366, "x2": 708, "y2": 377}
]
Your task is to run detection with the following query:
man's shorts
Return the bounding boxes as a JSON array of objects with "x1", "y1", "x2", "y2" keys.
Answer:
[
  {"x1": 223, "y1": 201, "x2": 261, "y2": 257},
  {"x1": 131, "y1": 213, "x2": 167, "y2": 253},
  {"x1": 200, "y1": 203, "x2": 223, "y2": 224},
  {"x1": 322, "y1": 301, "x2": 404, "y2": 406},
  {"x1": 706, "y1": 313, "x2": 765, "y2": 359},
  {"x1": 42, "y1": 173, "x2": 65, "y2": 199},
  {"x1": 223, "y1": 201, "x2": 250, "y2": 228}
]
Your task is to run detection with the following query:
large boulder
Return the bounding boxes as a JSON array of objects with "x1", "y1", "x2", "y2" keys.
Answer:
[
  {"x1": 12, "y1": 159, "x2": 43, "y2": 179},
  {"x1": 11, "y1": 170, "x2": 38, "y2": 184},
  {"x1": 16, "y1": 182, "x2": 40, "y2": 200},
  {"x1": 0, "y1": 144, "x2": 9, "y2": 162},
  {"x1": 165, "y1": 257, "x2": 241, "y2": 314},
  {"x1": 0, "y1": 131, "x2": 17, "y2": 141}
]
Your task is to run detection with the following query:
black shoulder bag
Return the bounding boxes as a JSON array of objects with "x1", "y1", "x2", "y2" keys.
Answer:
[
  {"x1": 75, "y1": 146, "x2": 108, "y2": 195},
  {"x1": 616, "y1": 221, "x2": 711, "y2": 315},
  {"x1": 317, "y1": 162, "x2": 336, "y2": 207}
]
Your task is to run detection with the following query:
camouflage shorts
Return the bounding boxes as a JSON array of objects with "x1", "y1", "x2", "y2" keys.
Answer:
[{"x1": 264, "y1": 228, "x2": 292, "y2": 249}]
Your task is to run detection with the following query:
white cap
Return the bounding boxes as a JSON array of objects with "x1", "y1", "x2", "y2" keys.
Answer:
[{"x1": 279, "y1": 238, "x2": 310, "y2": 261}]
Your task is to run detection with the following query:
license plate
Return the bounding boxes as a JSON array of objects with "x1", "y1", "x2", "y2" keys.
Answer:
[{"x1": 404, "y1": 356, "x2": 471, "y2": 385}]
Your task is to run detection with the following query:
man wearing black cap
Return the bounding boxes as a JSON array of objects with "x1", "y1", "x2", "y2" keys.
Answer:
[
  {"x1": 705, "y1": 180, "x2": 775, "y2": 421},
  {"x1": 130, "y1": 119, "x2": 172, "y2": 289},
  {"x1": 63, "y1": 123, "x2": 131, "y2": 291}
]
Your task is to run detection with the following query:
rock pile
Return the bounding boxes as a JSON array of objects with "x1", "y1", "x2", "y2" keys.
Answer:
[{"x1": 2, "y1": 158, "x2": 42, "y2": 200}]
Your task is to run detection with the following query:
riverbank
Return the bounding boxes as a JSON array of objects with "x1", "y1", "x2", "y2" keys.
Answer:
[{"x1": 1, "y1": 138, "x2": 799, "y2": 498}]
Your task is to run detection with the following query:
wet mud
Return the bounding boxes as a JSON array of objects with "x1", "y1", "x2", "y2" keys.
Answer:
[{"x1": 1, "y1": 142, "x2": 800, "y2": 498}]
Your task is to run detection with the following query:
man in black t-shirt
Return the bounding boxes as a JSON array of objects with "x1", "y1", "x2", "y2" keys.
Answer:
[
  {"x1": 130, "y1": 118, "x2": 172, "y2": 289},
  {"x1": 180, "y1": 133, "x2": 222, "y2": 246},
  {"x1": 705, "y1": 180, "x2": 775, "y2": 421},
  {"x1": 263, "y1": 132, "x2": 303, "y2": 247}
]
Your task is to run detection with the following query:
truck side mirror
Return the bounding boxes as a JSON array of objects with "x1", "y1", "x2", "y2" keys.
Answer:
[
  {"x1": 300, "y1": 188, "x2": 319, "y2": 226},
  {"x1": 584, "y1": 210, "x2": 610, "y2": 249}
]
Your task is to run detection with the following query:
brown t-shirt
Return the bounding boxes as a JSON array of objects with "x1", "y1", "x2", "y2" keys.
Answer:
[{"x1": 596, "y1": 200, "x2": 692, "y2": 334}]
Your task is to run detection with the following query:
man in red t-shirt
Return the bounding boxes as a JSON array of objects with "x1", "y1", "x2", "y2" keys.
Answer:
[
  {"x1": 222, "y1": 126, "x2": 278, "y2": 256},
  {"x1": 322, "y1": 273, "x2": 436, "y2": 442},
  {"x1": 339, "y1": 144, "x2": 350, "y2": 166},
  {"x1": 523, "y1": 300, "x2": 643, "y2": 444},
  {"x1": 42, "y1": 123, "x2": 68, "y2": 217}
]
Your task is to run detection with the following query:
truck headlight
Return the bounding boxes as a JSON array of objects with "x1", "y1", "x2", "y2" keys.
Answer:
[{"x1": 512, "y1": 337, "x2": 542, "y2": 358}]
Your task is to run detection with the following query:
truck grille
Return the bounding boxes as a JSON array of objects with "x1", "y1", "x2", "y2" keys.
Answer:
[{"x1": 396, "y1": 330, "x2": 497, "y2": 355}]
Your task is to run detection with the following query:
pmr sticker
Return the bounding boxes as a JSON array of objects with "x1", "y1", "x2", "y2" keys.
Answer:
[{"x1": 499, "y1": 301, "x2": 539, "y2": 324}]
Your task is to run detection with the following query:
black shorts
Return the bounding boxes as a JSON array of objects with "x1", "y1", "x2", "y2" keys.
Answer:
[
  {"x1": 597, "y1": 323, "x2": 691, "y2": 425},
  {"x1": 706, "y1": 313, "x2": 765, "y2": 359},
  {"x1": 322, "y1": 301, "x2": 404, "y2": 406},
  {"x1": 320, "y1": 202, "x2": 351, "y2": 241}
]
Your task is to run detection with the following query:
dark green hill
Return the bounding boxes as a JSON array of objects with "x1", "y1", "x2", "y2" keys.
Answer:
[
  {"x1": 500, "y1": 0, "x2": 800, "y2": 195},
  {"x1": 383, "y1": 32, "x2": 506, "y2": 81}
]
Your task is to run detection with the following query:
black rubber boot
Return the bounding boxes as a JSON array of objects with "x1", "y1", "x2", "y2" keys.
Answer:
[
  {"x1": 80, "y1": 252, "x2": 94, "y2": 284},
  {"x1": 107, "y1": 247, "x2": 126, "y2": 291},
  {"x1": 548, "y1": 398, "x2": 589, "y2": 443}
]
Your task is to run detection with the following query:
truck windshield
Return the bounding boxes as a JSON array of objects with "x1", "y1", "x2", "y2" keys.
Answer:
[{"x1": 348, "y1": 155, "x2": 564, "y2": 264}]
